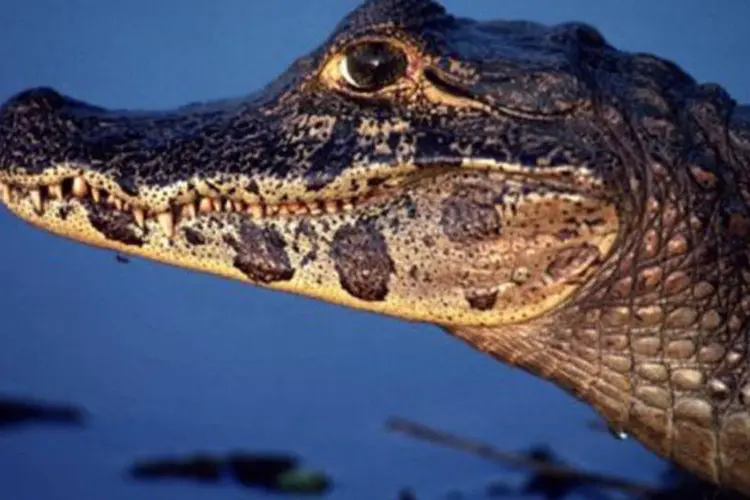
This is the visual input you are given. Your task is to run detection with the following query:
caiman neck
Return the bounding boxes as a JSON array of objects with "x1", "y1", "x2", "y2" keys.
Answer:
[
  {"x1": 448, "y1": 138, "x2": 750, "y2": 491},
  {"x1": 450, "y1": 307, "x2": 749, "y2": 491}
]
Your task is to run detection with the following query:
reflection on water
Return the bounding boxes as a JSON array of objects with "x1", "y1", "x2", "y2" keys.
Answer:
[
  {"x1": 0, "y1": 395, "x2": 85, "y2": 429},
  {"x1": 0, "y1": 395, "x2": 745, "y2": 499},
  {"x1": 131, "y1": 451, "x2": 331, "y2": 495},
  {"x1": 125, "y1": 429, "x2": 747, "y2": 499}
]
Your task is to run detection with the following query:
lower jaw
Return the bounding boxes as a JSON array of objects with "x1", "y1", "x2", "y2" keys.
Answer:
[
  {"x1": 1, "y1": 195, "x2": 285, "y2": 284},
  {"x1": 0, "y1": 194, "x2": 412, "y2": 322}
]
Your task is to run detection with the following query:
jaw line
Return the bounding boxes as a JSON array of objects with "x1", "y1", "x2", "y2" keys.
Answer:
[{"x1": 0, "y1": 154, "x2": 605, "y2": 234}]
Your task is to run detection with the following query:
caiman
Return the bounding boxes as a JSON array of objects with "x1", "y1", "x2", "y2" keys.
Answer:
[{"x1": 1, "y1": 0, "x2": 749, "y2": 495}]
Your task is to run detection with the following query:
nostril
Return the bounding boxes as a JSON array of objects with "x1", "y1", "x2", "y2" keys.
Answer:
[{"x1": 1, "y1": 87, "x2": 68, "y2": 115}]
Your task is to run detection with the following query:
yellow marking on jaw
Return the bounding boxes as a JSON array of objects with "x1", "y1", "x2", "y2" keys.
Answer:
[
  {"x1": 0, "y1": 193, "x2": 458, "y2": 323},
  {"x1": 1, "y1": 166, "x2": 617, "y2": 325},
  {"x1": 462, "y1": 158, "x2": 605, "y2": 192},
  {"x1": 494, "y1": 231, "x2": 618, "y2": 324},
  {"x1": 411, "y1": 189, "x2": 620, "y2": 326},
  {"x1": 419, "y1": 82, "x2": 491, "y2": 112},
  {"x1": 1, "y1": 164, "x2": 618, "y2": 329}
]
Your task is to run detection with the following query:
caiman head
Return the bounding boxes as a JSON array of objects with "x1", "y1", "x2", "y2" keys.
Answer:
[{"x1": 0, "y1": 0, "x2": 629, "y2": 327}]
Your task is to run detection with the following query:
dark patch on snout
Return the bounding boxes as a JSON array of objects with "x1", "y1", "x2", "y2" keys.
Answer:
[
  {"x1": 244, "y1": 179, "x2": 260, "y2": 196},
  {"x1": 441, "y1": 196, "x2": 502, "y2": 242},
  {"x1": 183, "y1": 227, "x2": 206, "y2": 246},
  {"x1": 57, "y1": 205, "x2": 71, "y2": 221},
  {"x1": 224, "y1": 222, "x2": 294, "y2": 283},
  {"x1": 116, "y1": 176, "x2": 140, "y2": 197},
  {"x1": 84, "y1": 200, "x2": 143, "y2": 246},
  {"x1": 331, "y1": 221, "x2": 395, "y2": 301},
  {"x1": 465, "y1": 290, "x2": 498, "y2": 311}
]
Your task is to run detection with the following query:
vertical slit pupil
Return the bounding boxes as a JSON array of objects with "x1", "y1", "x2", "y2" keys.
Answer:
[{"x1": 345, "y1": 42, "x2": 407, "y2": 91}]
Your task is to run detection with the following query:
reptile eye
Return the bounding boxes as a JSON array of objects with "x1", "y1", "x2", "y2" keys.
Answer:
[{"x1": 339, "y1": 42, "x2": 408, "y2": 91}]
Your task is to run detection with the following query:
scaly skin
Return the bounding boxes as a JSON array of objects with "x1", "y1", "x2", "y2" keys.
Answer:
[{"x1": 1, "y1": 0, "x2": 749, "y2": 494}]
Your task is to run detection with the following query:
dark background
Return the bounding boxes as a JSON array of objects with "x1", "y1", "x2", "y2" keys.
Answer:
[{"x1": 1, "y1": 1, "x2": 749, "y2": 499}]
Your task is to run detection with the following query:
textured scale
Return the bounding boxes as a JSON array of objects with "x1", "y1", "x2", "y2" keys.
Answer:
[{"x1": 0, "y1": 0, "x2": 748, "y2": 495}]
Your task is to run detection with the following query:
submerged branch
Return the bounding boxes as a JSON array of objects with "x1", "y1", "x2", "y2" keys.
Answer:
[{"x1": 386, "y1": 416, "x2": 661, "y2": 498}]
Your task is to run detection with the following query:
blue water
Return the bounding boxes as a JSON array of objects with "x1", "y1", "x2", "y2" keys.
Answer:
[{"x1": 1, "y1": 2, "x2": 748, "y2": 499}]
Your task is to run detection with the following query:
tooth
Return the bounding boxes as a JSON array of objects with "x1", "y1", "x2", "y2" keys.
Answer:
[
  {"x1": 198, "y1": 198, "x2": 214, "y2": 213},
  {"x1": 230, "y1": 200, "x2": 242, "y2": 212},
  {"x1": 133, "y1": 208, "x2": 146, "y2": 228},
  {"x1": 342, "y1": 199, "x2": 354, "y2": 211},
  {"x1": 72, "y1": 177, "x2": 89, "y2": 197},
  {"x1": 111, "y1": 197, "x2": 123, "y2": 211},
  {"x1": 266, "y1": 205, "x2": 279, "y2": 216},
  {"x1": 49, "y1": 184, "x2": 63, "y2": 199},
  {"x1": 181, "y1": 203, "x2": 197, "y2": 219},
  {"x1": 157, "y1": 211, "x2": 175, "y2": 238},
  {"x1": 286, "y1": 203, "x2": 302, "y2": 215},
  {"x1": 91, "y1": 189, "x2": 101, "y2": 203},
  {"x1": 246, "y1": 204, "x2": 264, "y2": 219},
  {"x1": 278, "y1": 204, "x2": 290, "y2": 217},
  {"x1": 323, "y1": 200, "x2": 338, "y2": 214},
  {"x1": 0, "y1": 183, "x2": 10, "y2": 202},
  {"x1": 30, "y1": 188, "x2": 44, "y2": 213},
  {"x1": 309, "y1": 202, "x2": 323, "y2": 216},
  {"x1": 214, "y1": 198, "x2": 224, "y2": 212}
]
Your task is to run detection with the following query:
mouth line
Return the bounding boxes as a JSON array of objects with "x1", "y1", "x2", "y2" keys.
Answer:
[
  {"x1": 0, "y1": 172, "x2": 415, "y2": 237},
  {"x1": 0, "y1": 159, "x2": 600, "y2": 238}
]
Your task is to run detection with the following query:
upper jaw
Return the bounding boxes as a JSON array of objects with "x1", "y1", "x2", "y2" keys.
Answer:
[
  {"x1": 0, "y1": 85, "x2": 435, "y2": 201},
  {"x1": 0, "y1": 73, "x2": 607, "y2": 228},
  {"x1": 0, "y1": 87, "x2": 447, "y2": 230}
]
